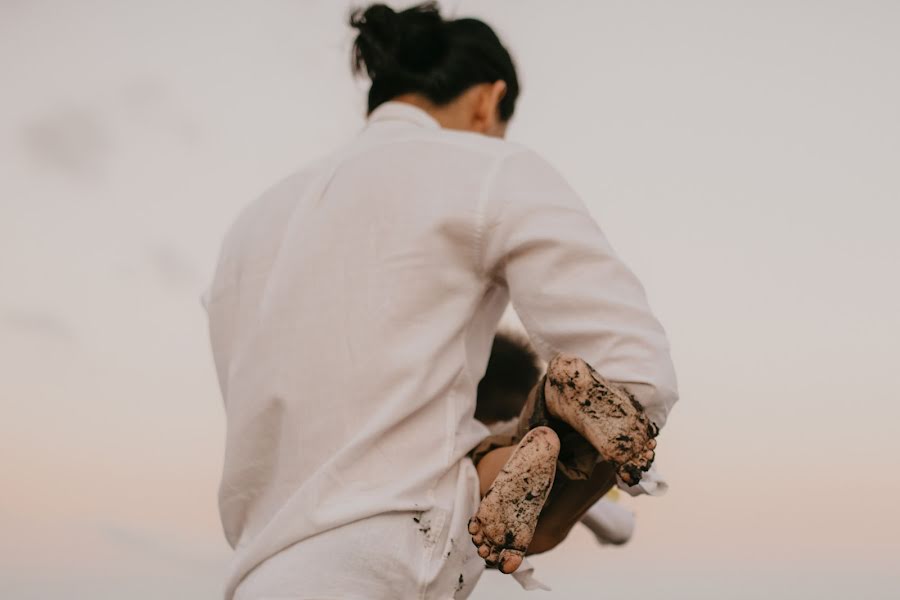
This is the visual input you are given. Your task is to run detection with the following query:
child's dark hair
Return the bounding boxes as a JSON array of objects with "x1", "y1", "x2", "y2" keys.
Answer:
[
  {"x1": 475, "y1": 330, "x2": 540, "y2": 424},
  {"x1": 349, "y1": 2, "x2": 520, "y2": 121}
]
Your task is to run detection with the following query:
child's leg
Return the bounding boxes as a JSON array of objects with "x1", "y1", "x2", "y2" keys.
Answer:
[
  {"x1": 471, "y1": 428, "x2": 617, "y2": 563},
  {"x1": 474, "y1": 445, "x2": 516, "y2": 497},
  {"x1": 470, "y1": 352, "x2": 660, "y2": 568},
  {"x1": 527, "y1": 459, "x2": 617, "y2": 553}
]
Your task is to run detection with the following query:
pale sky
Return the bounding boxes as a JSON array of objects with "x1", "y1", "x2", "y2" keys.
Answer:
[{"x1": 2, "y1": 1, "x2": 899, "y2": 599}]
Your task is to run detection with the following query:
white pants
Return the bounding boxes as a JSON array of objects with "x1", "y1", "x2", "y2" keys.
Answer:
[{"x1": 233, "y1": 460, "x2": 486, "y2": 600}]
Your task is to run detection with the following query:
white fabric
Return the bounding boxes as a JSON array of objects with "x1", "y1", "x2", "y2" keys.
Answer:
[
  {"x1": 203, "y1": 100, "x2": 679, "y2": 599},
  {"x1": 581, "y1": 499, "x2": 636, "y2": 546}
]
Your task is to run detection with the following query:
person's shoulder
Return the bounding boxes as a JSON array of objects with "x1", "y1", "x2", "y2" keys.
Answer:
[
  {"x1": 403, "y1": 131, "x2": 577, "y2": 202},
  {"x1": 435, "y1": 132, "x2": 566, "y2": 180},
  {"x1": 408, "y1": 127, "x2": 535, "y2": 163},
  {"x1": 221, "y1": 155, "x2": 334, "y2": 249}
]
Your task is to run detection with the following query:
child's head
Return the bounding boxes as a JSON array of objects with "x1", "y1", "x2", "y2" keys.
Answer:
[{"x1": 475, "y1": 330, "x2": 540, "y2": 424}]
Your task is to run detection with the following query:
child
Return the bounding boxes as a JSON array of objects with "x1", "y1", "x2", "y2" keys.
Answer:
[
  {"x1": 474, "y1": 329, "x2": 637, "y2": 549},
  {"x1": 469, "y1": 329, "x2": 658, "y2": 575}
]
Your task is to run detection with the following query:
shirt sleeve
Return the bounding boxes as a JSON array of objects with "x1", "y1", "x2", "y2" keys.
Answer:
[{"x1": 480, "y1": 148, "x2": 679, "y2": 433}]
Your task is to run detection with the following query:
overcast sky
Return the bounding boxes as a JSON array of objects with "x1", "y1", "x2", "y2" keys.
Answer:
[{"x1": 2, "y1": 1, "x2": 898, "y2": 598}]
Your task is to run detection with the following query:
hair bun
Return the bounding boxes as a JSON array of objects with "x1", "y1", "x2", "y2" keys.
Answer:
[{"x1": 350, "y1": 2, "x2": 447, "y2": 79}]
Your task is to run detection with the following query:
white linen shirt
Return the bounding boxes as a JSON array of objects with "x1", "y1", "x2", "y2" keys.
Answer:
[{"x1": 203, "y1": 100, "x2": 679, "y2": 600}]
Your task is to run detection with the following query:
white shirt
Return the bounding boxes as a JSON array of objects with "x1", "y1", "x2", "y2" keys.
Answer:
[{"x1": 203, "y1": 101, "x2": 679, "y2": 600}]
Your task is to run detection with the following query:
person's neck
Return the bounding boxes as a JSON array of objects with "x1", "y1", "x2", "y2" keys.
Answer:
[{"x1": 391, "y1": 94, "x2": 469, "y2": 131}]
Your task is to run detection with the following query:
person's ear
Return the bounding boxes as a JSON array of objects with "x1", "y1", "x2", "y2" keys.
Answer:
[
  {"x1": 472, "y1": 80, "x2": 508, "y2": 135},
  {"x1": 487, "y1": 79, "x2": 507, "y2": 113},
  {"x1": 485, "y1": 80, "x2": 508, "y2": 138}
]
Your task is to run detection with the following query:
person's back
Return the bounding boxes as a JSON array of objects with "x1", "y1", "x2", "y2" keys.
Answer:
[
  {"x1": 205, "y1": 3, "x2": 678, "y2": 599},
  {"x1": 206, "y1": 102, "x2": 536, "y2": 599}
]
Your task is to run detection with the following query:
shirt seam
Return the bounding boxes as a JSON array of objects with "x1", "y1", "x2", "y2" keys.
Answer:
[{"x1": 474, "y1": 147, "x2": 533, "y2": 281}]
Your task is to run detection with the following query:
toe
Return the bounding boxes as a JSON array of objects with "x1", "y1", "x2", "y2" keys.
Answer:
[
  {"x1": 647, "y1": 439, "x2": 657, "y2": 450},
  {"x1": 639, "y1": 449, "x2": 655, "y2": 471},
  {"x1": 498, "y1": 549, "x2": 524, "y2": 574},
  {"x1": 619, "y1": 463, "x2": 643, "y2": 485},
  {"x1": 467, "y1": 517, "x2": 480, "y2": 535},
  {"x1": 485, "y1": 549, "x2": 500, "y2": 566},
  {"x1": 477, "y1": 543, "x2": 491, "y2": 558},
  {"x1": 471, "y1": 531, "x2": 484, "y2": 545}
]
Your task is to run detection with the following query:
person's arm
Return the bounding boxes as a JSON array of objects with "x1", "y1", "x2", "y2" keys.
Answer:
[{"x1": 480, "y1": 148, "x2": 679, "y2": 474}]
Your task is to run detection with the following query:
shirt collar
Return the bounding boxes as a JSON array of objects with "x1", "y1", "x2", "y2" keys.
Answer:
[{"x1": 366, "y1": 100, "x2": 442, "y2": 130}]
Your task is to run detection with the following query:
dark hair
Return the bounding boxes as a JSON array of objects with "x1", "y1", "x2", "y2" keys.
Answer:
[
  {"x1": 349, "y1": 2, "x2": 520, "y2": 121},
  {"x1": 474, "y1": 330, "x2": 540, "y2": 424}
]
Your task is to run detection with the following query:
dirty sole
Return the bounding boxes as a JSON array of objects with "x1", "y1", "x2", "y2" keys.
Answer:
[
  {"x1": 468, "y1": 426, "x2": 559, "y2": 574},
  {"x1": 544, "y1": 353, "x2": 659, "y2": 485}
]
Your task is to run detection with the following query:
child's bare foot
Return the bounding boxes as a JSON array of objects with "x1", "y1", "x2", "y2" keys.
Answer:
[
  {"x1": 468, "y1": 426, "x2": 559, "y2": 574},
  {"x1": 543, "y1": 353, "x2": 659, "y2": 486}
]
